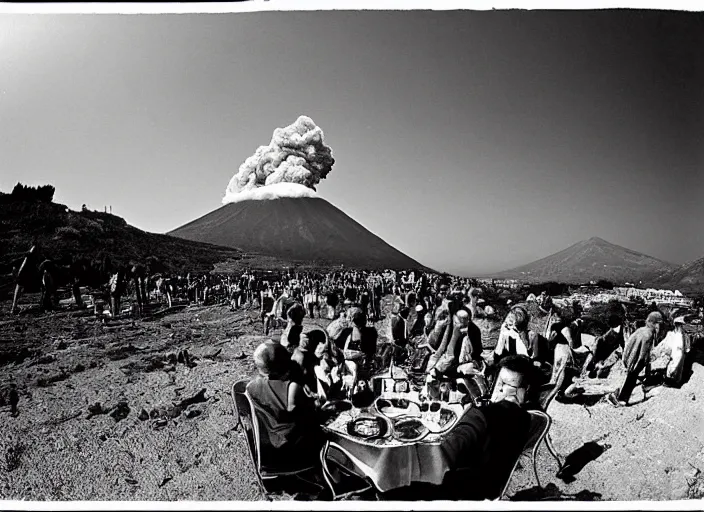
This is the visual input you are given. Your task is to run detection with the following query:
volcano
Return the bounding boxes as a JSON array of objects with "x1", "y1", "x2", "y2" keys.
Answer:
[
  {"x1": 168, "y1": 197, "x2": 426, "y2": 271},
  {"x1": 487, "y1": 237, "x2": 678, "y2": 285}
]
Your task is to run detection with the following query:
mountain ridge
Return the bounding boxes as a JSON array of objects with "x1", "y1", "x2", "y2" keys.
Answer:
[
  {"x1": 485, "y1": 236, "x2": 678, "y2": 285},
  {"x1": 651, "y1": 255, "x2": 704, "y2": 292},
  {"x1": 169, "y1": 196, "x2": 429, "y2": 271}
]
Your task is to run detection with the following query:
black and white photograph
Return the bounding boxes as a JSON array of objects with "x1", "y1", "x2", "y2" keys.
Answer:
[{"x1": 0, "y1": 1, "x2": 703, "y2": 505}]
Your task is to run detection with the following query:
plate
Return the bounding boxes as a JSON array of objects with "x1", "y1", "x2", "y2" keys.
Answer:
[
  {"x1": 375, "y1": 397, "x2": 421, "y2": 419},
  {"x1": 346, "y1": 416, "x2": 389, "y2": 440},
  {"x1": 421, "y1": 407, "x2": 458, "y2": 434},
  {"x1": 391, "y1": 417, "x2": 429, "y2": 442}
]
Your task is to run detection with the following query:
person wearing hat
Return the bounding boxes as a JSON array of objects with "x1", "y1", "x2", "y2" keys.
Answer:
[
  {"x1": 608, "y1": 311, "x2": 664, "y2": 406},
  {"x1": 652, "y1": 315, "x2": 691, "y2": 387},
  {"x1": 246, "y1": 341, "x2": 323, "y2": 470}
]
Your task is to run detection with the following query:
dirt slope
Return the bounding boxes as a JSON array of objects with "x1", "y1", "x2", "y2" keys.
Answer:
[{"x1": 0, "y1": 296, "x2": 702, "y2": 502}]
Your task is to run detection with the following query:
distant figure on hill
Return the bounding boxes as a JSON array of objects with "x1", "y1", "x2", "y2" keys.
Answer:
[
  {"x1": 38, "y1": 259, "x2": 59, "y2": 312},
  {"x1": 9, "y1": 384, "x2": 19, "y2": 417},
  {"x1": 130, "y1": 263, "x2": 147, "y2": 316},
  {"x1": 109, "y1": 266, "x2": 128, "y2": 317}
]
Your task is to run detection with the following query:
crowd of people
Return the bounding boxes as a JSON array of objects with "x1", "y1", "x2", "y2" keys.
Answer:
[
  {"x1": 6, "y1": 247, "x2": 699, "y2": 499},
  {"x1": 240, "y1": 269, "x2": 698, "y2": 499}
]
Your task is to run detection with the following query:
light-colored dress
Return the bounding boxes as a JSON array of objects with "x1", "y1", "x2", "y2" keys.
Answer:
[{"x1": 653, "y1": 329, "x2": 690, "y2": 385}]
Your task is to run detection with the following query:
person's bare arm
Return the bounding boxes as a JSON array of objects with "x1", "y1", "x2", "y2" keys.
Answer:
[
  {"x1": 287, "y1": 381, "x2": 305, "y2": 412},
  {"x1": 561, "y1": 326, "x2": 574, "y2": 346}
]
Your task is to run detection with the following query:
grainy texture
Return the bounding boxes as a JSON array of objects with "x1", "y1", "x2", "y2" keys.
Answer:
[{"x1": 0, "y1": 294, "x2": 701, "y2": 501}]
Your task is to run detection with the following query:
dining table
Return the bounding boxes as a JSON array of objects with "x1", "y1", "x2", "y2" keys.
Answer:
[{"x1": 320, "y1": 390, "x2": 472, "y2": 493}]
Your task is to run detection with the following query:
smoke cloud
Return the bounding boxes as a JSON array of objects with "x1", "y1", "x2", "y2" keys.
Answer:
[
  {"x1": 223, "y1": 182, "x2": 319, "y2": 204},
  {"x1": 222, "y1": 115, "x2": 334, "y2": 204}
]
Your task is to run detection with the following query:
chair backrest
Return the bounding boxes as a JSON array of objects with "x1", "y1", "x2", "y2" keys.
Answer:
[
  {"x1": 232, "y1": 381, "x2": 262, "y2": 472},
  {"x1": 231, "y1": 379, "x2": 249, "y2": 427},
  {"x1": 497, "y1": 409, "x2": 551, "y2": 500}
]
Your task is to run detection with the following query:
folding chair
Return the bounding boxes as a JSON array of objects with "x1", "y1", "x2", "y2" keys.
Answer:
[
  {"x1": 319, "y1": 440, "x2": 378, "y2": 501},
  {"x1": 537, "y1": 365, "x2": 566, "y2": 471},
  {"x1": 499, "y1": 409, "x2": 552, "y2": 499},
  {"x1": 231, "y1": 380, "x2": 248, "y2": 429},
  {"x1": 230, "y1": 379, "x2": 321, "y2": 500}
]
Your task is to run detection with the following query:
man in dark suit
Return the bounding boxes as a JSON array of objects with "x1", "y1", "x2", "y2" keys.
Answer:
[{"x1": 381, "y1": 355, "x2": 537, "y2": 501}]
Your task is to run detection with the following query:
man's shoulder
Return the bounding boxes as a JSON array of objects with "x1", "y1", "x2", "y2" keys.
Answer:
[
  {"x1": 468, "y1": 322, "x2": 482, "y2": 336},
  {"x1": 481, "y1": 401, "x2": 531, "y2": 429}
]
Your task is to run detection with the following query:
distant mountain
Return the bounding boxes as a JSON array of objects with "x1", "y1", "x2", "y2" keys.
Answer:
[
  {"x1": 486, "y1": 237, "x2": 678, "y2": 285},
  {"x1": 651, "y1": 256, "x2": 704, "y2": 293},
  {"x1": 169, "y1": 197, "x2": 428, "y2": 271}
]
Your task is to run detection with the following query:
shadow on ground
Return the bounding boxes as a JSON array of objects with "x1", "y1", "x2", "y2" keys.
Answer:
[
  {"x1": 511, "y1": 482, "x2": 602, "y2": 501},
  {"x1": 556, "y1": 441, "x2": 610, "y2": 483}
]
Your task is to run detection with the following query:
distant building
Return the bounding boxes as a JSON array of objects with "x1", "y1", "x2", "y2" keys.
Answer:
[{"x1": 614, "y1": 287, "x2": 693, "y2": 307}]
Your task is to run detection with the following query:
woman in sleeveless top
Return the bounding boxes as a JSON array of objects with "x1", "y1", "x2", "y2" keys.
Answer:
[{"x1": 246, "y1": 342, "x2": 323, "y2": 471}]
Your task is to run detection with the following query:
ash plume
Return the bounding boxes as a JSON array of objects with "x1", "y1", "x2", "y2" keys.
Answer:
[{"x1": 223, "y1": 115, "x2": 335, "y2": 204}]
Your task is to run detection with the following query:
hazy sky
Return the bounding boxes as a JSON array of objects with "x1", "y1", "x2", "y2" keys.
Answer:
[{"x1": 1, "y1": 10, "x2": 703, "y2": 275}]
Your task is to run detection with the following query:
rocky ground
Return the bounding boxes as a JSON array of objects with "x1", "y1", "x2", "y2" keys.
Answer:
[{"x1": 0, "y1": 294, "x2": 702, "y2": 502}]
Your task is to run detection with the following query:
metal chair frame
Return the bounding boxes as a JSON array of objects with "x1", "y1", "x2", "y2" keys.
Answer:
[
  {"x1": 499, "y1": 409, "x2": 553, "y2": 499},
  {"x1": 538, "y1": 366, "x2": 566, "y2": 472},
  {"x1": 319, "y1": 440, "x2": 378, "y2": 501},
  {"x1": 231, "y1": 379, "x2": 321, "y2": 500}
]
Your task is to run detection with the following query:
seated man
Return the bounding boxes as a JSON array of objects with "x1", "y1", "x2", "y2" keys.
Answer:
[
  {"x1": 382, "y1": 355, "x2": 537, "y2": 501},
  {"x1": 291, "y1": 330, "x2": 326, "y2": 393},
  {"x1": 388, "y1": 303, "x2": 410, "y2": 349},
  {"x1": 426, "y1": 309, "x2": 470, "y2": 378},
  {"x1": 457, "y1": 309, "x2": 484, "y2": 375},
  {"x1": 314, "y1": 337, "x2": 356, "y2": 401},
  {"x1": 494, "y1": 306, "x2": 532, "y2": 363},
  {"x1": 426, "y1": 307, "x2": 450, "y2": 351},
  {"x1": 246, "y1": 342, "x2": 324, "y2": 471},
  {"x1": 341, "y1": 308, "x2": 378, "y2": 378},
  {"x1": 456, "y1": 309, "x2": 489, "y2": 399},
  {"x1": 581, "y1": 314, "x2": 624, "y2": 378},
  {"x1": 547, "y1": 312, "x2": 585, "y2": 384}
]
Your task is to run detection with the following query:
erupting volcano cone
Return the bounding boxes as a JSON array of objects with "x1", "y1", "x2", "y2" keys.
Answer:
[{"x1": 169, "y1": 195, "x2": 426, "y2": 270}]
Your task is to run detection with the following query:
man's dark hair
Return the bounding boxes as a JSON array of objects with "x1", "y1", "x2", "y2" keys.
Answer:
[
  {"x1": 286, "y1": 302, "x2": 305, "y2": 322},
  {"x1": 304, "y1": 329, "x2": 326, "y2": 352},
  {"x1": 497, "y1": 355, "x2": 539, "y2": 388},
  {"x1": 607, "y1": 314, "x2": 622, "y2": 329},
  {"x1": 351, "y1": 308, "x2": 367, "y2": 327}
]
